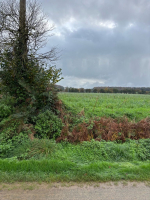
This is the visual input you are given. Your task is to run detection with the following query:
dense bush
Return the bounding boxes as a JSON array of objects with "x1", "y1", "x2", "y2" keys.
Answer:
[
  {"x1": 0, "y1": 104, "x2": 12, "y2": 120},
  {"x1": 0, "y1": 95, "x2": 17, "y2": 121},
  {"x1": 0, "y1": 100, "x2": 63, "y2": 158},
  {"x1": 34, "y1": 110, "x2": 63, "y2": 139},
  {"x1": 0, "y1": 130, "x2": 29, "y2": 158}
]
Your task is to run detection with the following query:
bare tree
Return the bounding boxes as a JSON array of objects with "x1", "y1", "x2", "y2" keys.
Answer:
[
  {"x1": 0, "y1": 0, "x2": 62, "y2": 104},
  {"x1": 0, "y1": 0, "x2": 58, "y2": 64}
]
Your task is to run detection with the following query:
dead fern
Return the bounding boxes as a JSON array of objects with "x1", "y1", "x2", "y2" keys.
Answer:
[{"x1": 57, "y1": 117, "x2": 150, "y2": 143}]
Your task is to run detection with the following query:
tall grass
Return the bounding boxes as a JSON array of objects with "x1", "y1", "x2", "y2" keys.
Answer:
[
  {"x1": 1, "y1": 139, "x2": 150, "y2": 182},
  {"x1": 6, "y1": 139, "x2": 150, "y2": 162},
  {"x1": 0, "y1": 159, "x2": 150, "y2": 182}
]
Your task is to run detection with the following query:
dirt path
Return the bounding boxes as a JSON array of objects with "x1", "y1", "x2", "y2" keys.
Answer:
[{"x1": 0, "y1": 182, "x2": 150, "y2": 200}]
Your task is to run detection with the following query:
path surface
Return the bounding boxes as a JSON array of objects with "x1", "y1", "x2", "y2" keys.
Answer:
[{"x1": 0, "y1": 182, "x2": 150, "y2": 200}]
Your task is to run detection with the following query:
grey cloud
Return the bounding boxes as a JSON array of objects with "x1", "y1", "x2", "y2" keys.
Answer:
[
  {"x1": 50, "y1": 23, "x2": 150, "y2": 83},
  {"x1": 28, "y1": 0, "x2": 150, "y2": 87},
  {"x1": 1, "y1": 0, "x2": 150, "y2": 88},
  {"x1": 39, "y1": 0, "x2": 150, "y2": 26}
]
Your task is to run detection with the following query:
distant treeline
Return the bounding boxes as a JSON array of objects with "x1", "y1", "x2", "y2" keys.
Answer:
[{"x1": 55, "y1": 85, "x2": 150, "y2": 94}]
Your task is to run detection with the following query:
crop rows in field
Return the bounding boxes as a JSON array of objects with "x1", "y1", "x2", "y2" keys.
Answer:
[{"x1": 58, "y1": 93, "x2": 150, "y2": 121}]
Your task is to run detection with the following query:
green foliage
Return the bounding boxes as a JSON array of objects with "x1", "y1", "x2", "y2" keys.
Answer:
[
  {"x1": 0, "y1": 53, "x2": 63, "y2": 141},
  {"x1": 0, "y1": 95, "x2": 16, "y2": 107},
  {"x1": 8, "y1": 139, "x2": 57, "y2": 160},
  {"x1": 0, "y1": 95, "x2": 16, "y2": 121},
  {"x1": 0, "y1": 50, "x2": 62, "y2": 104},
  {"x1": 0, "y1": 117, "x2": 22, "y2": 138},
  {"x1": 4, "y1": 138, "x2": 149, "y2": 163},
  {"x1": 0, "y1": 114, "x2": 31, "y2": 158},
  {"x1": 55, "y1": 139, "x2": 150, "y2": 163},
  {"x1": 26, "y1": 139, "x2": 57, "y2": 159},
  {"x1": 4, "y1": 134, "x2": 150, "y2": 163},
  {"x1": 0, "y1": 94, "x2": 63, "y2": 158},
  {"x1": 34, "y1": 110, "x2": 63, "y2": 139},
  {"x1": 0, "y1": 130, "x2": 29, "y2": 159},
  {"x1": 0, "y1": 0, "x2": 64, "y2": 162},
  {"x1": 0, "y1": 138, "x2": 13, "y2": 158},
  {"x1": 0, "y1": 104, "x2": 12, "y2": 120}
]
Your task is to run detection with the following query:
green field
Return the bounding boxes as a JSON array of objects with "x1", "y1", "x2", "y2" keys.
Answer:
[{"x1": 59, "y1": 93, "x2": 150, "y2": 121}]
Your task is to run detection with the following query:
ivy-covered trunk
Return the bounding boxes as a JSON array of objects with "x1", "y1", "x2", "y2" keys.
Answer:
[{"x1": 18, "y1": 0, "x2": 28, "y2": 70}]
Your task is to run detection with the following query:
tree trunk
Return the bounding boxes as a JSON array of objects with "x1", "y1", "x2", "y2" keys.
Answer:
[
  {"x1": 19, "y1": 0, "x2": 26, "y2": 32},
  {"x1": 19, "y1": 0, "x2": 27, "y2": 70}
]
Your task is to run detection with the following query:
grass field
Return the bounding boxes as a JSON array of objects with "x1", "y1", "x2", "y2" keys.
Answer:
[{"x1": 59, "y1": 93, "x2": 150, "y2": 121}]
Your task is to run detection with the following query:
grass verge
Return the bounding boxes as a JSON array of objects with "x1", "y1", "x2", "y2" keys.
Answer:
[
  {"x1": 1, "y1": 139, "x2": 150, "y2": 183},
  {"x1": 0, "y1": 159, "x2": 150, "y2": 183}
]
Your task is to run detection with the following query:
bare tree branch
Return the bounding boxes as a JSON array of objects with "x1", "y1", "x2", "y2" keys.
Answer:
[{"x1": 0, "y1": 0, "x2": 58, "y2": 63}]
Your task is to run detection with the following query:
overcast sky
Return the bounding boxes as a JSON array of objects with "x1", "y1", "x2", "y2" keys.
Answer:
[{"x1": 5, "y1": 0, "x2": 150, "y2": 88}]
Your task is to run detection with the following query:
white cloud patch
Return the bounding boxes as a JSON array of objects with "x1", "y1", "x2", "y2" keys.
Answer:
[
  {"x1": 59, "y1": 76, "x2": 105, "y2": 88},
  {"x1": 98, "y1": 21, "x2": 117, "y2": 29}
]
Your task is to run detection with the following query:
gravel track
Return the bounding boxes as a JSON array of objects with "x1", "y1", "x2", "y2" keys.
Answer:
[{"x1": 0, "y1": 182, "x2": 150, "y2": 200}]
